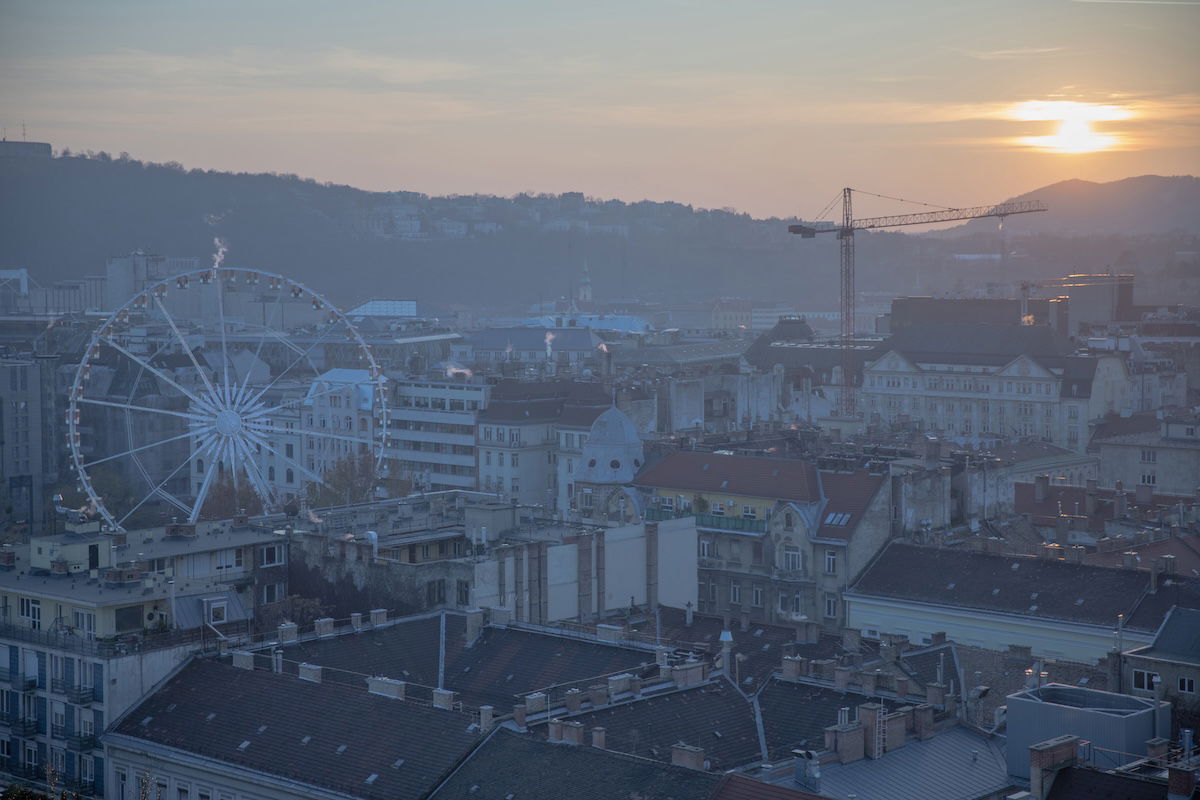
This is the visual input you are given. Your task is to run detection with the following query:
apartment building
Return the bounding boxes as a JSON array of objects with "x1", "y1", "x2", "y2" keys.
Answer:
[
  {"x1": 301, "y1": 368, "x2": 383, "y2": 476},
  {"x1": 0, "y1": 354, "x2": 61, "y2": 535},
  {"x1": 1093, "y1": 411, "x2": 1200, "y2": 496},
  {"x1": 0, "y1": 520, "x2": 287, "y2": 792},
  {"x1": 861, "y1": 323, "x2": 1128, "y2": 452},
  {"x1": 386, "y1": 378, "x2": 489, "y2": 492}
]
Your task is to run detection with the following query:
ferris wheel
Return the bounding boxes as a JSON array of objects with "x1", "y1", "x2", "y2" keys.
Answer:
[{"x1": 66, "y1": 263, "x2": 387, "y2": 531}]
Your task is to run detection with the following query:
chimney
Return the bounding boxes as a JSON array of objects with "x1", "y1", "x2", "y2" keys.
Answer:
[
  {"x1": 562, "y1": 720, "x2": 585, "y2": 746},
  {"x1": 370, "y1": 608, "x2": 388, "y2": 625},
  {"x1": 314, "y1": 617, "x2": 335, "y2": 637},
  {"x1": 512, "y1": 704, "x2": 527, "y2": 728},
  {"x1": 1122, "y1": 551, "x2": 1139, "y2": 570},
  {"x1": 278, "y1": 622, "x2": 298, "y2": 644},
  {"x1": 464, "y1": 608, "x2": 484, "y2": 642},
  {"x1": 1167, "y1": 766, "x2": 1196, "y2": 800},
  {"x1": 1150, "y1": 560, "x2": 1162, "y2": 593},
  {"x1": 1066, "y1": 545, "x2": 1085, "y2": 564},
  {"x1": 914, "y1": 703, "x2": 935, "y2": 741},
  {"x1": 548, "y1": 718, "x2": 564, "y2": 742},
  {"x1": 564, "y1": 688, "x2": 584, "y2": 712},
  {"x1": 272, "y1": 649, "x2": 284, "y2": 674},
  {"x1": 782, "y1": 655, "x2": 802, "y2": 681},
  {"x1": 591, "y1": 726, "x2": 606, "y2": 749},
  {"x1": 1136, "y1": 483, "x2": 1154, "y2": 505},
  {"x1": 298, "y1": 663, "x2": 322, "y2": 683},
  {"x1": 671, "y1": 743, "x2": 705, "y2": 770},
  {"x1": 1034, "y1": 474, "x2": 1050, "y2": 503},
  {"x1": 858, "y1": 704, "x2": 885, "y2": 759},
  {"x1": 232, "y1": 651, "x2": 255, "y2": 670},
  {"x1": 350, "y1": 612, "x2": 363, "y2": 630},
  {"x1": 1028, "y1": 735, "x2": 1080, "y2": 800},
  {"x1": 1116, "y1": 489, "x2": 1129, "y2": 517},
  {"x1": 841, "y1": 628, "x2": 862, "y2": 652},
  {"x1": 655, "y1": 646, "x2": 671, "y2": 667},
  {"x1": 1146, "y1": 737, "x2": 1171, "y2": 759},
  {"x1": 432, "y1": 688, "x2": 456, "y2": 710},
  {"x1": 834, "y1": 666, "x2": 851, "y2": 690},
  {"x1": 894, "y1": 675, "x2": 910, "y2": 699},
  {"x1": 926, "y1": 683, "x2": 946, "y2": 707},
  {"x1": 1162, "y1": 554, "x2": 1176, "y2": 574},
  {"x1": 479, "y1": 705, "x2": 494, "y2": 733},
  {"x1": 525, "y1": 692, "x2": 548, "y2": 715},
  {"x1": 685, "y1": 601, "x2": 694, "y2": 627},
  {"x1": 367, "y1": 677, "x2": 406, "y2": 700},
  {"x1": 861, "y1": 670, "x2": 879, "y2": 695},
  {"x1": 588, "y1": 685, "x2": 607, "y2": 707}
]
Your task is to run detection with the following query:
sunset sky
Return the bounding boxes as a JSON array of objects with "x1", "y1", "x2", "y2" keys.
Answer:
[{"x1": 2, "y1": 0, "x2": 1197, "y2": 218}]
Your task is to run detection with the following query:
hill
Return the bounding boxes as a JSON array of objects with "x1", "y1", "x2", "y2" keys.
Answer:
[
  {"x1": 943, "y1": 175, "x2": 1200, "y2": 237},
  {"x1": 0, "y1": 152, "x2": 1194, "y2": 309}
]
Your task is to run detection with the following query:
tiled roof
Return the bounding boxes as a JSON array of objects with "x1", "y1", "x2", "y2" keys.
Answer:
[
  {"x1": 431, "y1": 728, "x2": 720, "y2": 800},
  {"x1": 815, "y1": 470, "x2": 886, "y2": 541},
  {"x1": 710, "y1": 774, "x2": 824, "y2": 800},
  {"x1": 279, "y1": 614, "x2": 655, "y2": 711},
  {"x1": 634, "y1": 452, "x2": 820, "y2": 504},
  {"x1": 1126, "y1": 577, "x2": 1200, "y2": 634},
  {"x1": 614, "y1": 340, "x2": 748, "y2": 367},
  {"x1": 538, "y1": 677, "x2": 761, "y2": 771},
  {"x1": 112, "y1": 659, "x2": 480, "y2": 800},
  {"x1": 1013, "y1": 482, "x2": 1195, "y2": 521},
  {"x1": 1141, "y1": 606, "x2": 1200, "y2": 666},
  {"x1": 630, "y1": 606, "x2": 846, "y2": 689},
  {"x1": 758, "y1": 679, "x2": 894, "y2": 762},
  {"x1": 1045, "y1": 767, "x2": 1183, "y2": 800},
  {"x1": 851, "y1": 542, "x2": 1155, "y2": 630},
  {"x1": 1086, "y1": 536, "x2": 1200, "y2": 575},
  {"x1": 478, "y1": 397, "x2": 566, "y2": 423},
  {"x1": 879, "y1": 323, "x2": 1074, "y2": 366},
  {"x1": 898, "y1": 642, "x2": 961, "y2": 690}
]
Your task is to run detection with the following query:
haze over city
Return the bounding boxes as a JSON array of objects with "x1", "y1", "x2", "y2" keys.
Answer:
[{"x1": 3, "y1": 0, "x2": 1198, "y2": 217}]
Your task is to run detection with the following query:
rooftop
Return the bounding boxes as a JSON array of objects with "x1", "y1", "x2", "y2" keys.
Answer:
[
  {"x1": 430, "y1": 728, "x2": 721, "y2": 800},
  {"x1": 768, "y1": 725, "x2": 1011, "y2": 800},
  {"x1": 635, "y1": 451, "x2": 820, "y2": 505},
  {"x1": 1129, "y1": 606, "x2": 1200, "y2": 667},
  {"x1": 112, "y1": 658, "x2": 480, "y2": 800}
]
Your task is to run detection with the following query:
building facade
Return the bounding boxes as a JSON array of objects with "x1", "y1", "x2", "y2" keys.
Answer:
[{"x1": 387, "y1": 378, "x2": 488, "y2": 492}]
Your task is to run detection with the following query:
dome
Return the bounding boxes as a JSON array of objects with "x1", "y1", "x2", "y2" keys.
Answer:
[{"x1": 574, "y1": 407, "x2": 644, "y2": 485}]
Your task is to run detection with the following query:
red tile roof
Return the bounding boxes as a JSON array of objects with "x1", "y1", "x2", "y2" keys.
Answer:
[
  {"x1": 710, "y1": 774, "x2": 825, "y2": 800},
  {"x1": 634, "y1": 452, "x2": 819, "y2": 503},
  {"x1": 815, "y1": 470, "x2": 886, "y2": 541}
]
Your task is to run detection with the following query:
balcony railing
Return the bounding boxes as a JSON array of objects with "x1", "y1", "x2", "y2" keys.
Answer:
[
  {"x1": 68, "y1": 732, "x2": 97, "y2": 751},
  {"x1": 66, "y1": 685, "x2": 95, "y2": 705},
  {"x1": 11, "y1": 673, "x2": 37, "y2": 692},
  {"x1": 51, "y1": 723, "x2": 66, "y2": 740},
  {"x1": 51, "y1": 677, "x2": 66, "y2": 695},
  {"x1": 8, "y1": 717, "x2": 37, "y2": 737},
  {"x1": 644, "y1": 507, "x2": 767, "y2": 533},
  {"x1": 69, "y1": 779, "x2": 96, "y2": 797}
]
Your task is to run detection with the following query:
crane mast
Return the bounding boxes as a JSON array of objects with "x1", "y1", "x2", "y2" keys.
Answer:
[{"x1": 789, "y1": 189, "x2": 1046, "y2": 418}]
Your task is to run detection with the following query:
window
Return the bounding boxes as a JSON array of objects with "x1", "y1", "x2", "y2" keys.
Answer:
[
  {"x1": 426, "y1": 579, "x2": 446, "y2": 606},
  {"x1": 1140, "y1": 449, "x2": 1157, "y2": 464},
  {"x1": 700, "y1": 540, "x2": 712, "y2": 559},
  {"x1": 73, "y1": 610, "x2": 96, "y2": 640},
  {"x1": 792, "y1": 593, "x2": 802, "y2": 613},
  {"x1": 823, "y1": 512, "x2": 851, "y2": 527},
  {"x1": 421, "y1": 544, "x2": 431, "y2": 559},
  {"x1": 260, "y1": 544, "x2": 285, "y2": 567},
  {"x1": 779, "y1": 593, "x2": 789, "y2": 612},
  {"x1": 19, "y1": 598, "x2": 40, "y2": 630},
  {"x1": 285, "y1": 443, "x2": 294, "y2": 459},
  {"x1": 1132, "y1": 669, "x2": 1160, "y2": 692},
  {"x1": 286, "y1": 468, "x2": 294, "y2": 484},
  {"x1": 752, "y1": 586, "x2": 763, "y2": 607},
  {"x1": 1141, "y1": 473, "x2": 1157, "y2": 486},
  {"x1": 824, "y1": 550, "x2": 838, "y2": 575},
  {"x1": 457, "y1": 580, "x2": 470, "y2": 607},
  {"x1": 208, "y1": 601, "x2": 227, "y2": 624},
  {"x1": 784, "y1": 549, "x2": 803, "y2": 573},
  {"x1": 729, "y1": 583, "x2": 741, "y2": 605},
  {"x1": 260, "y1": 582, "x2": 283, "y2": 605},
  {"x1": 497, "y1": 452, "x2": 505, "y2": 467},
  {"x1": 742, "y1": 504, "x2": 756, "y2": 519},
  {"x1": 711, "y1": 502, "x2": 725, "y2": 516},
  {"x1": 511, "y1": 477, "x2": 519, "y2": 494},
  {"x1": 511, "y1": 453, "x2": 519, "y2": 467},
  {"x1": 784, "y1": 512, "x2": 794, "y2": 530},
  {"x1": 1179, "y1": 677, "x2": 1195, "y2": 694},
  {"x1": 824, "y1": 593, "x2": 839, "y2": 619}
]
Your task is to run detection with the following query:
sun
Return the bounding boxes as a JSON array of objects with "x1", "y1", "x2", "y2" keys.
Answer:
[{"x1": 1006, "y1": 100, "x2": 1133, "y2": 154}]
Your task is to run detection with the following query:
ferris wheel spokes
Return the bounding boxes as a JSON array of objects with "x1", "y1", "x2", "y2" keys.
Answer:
[
  {"x1": 74, "y1": 396, "x2": 209, "y2": 424},
  {"x1": 153, "y1": 293, "x2": 221, "y2": 402},
  {"x1": 98, "y1": 335, "x2": 217, "y2": 413}
]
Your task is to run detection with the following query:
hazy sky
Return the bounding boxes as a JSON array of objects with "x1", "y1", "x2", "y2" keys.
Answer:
[{"x1": 2, "y1": 0, "x2": 1197, "y2": 218}]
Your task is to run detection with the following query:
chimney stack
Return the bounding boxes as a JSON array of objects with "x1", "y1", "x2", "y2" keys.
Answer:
[
  {"x1": 671, "y1": 743, "x2": 705, "y2": 770},
  {"x1": 479, "y1": 705, "x2": 494, "y2": 733},
  {"x1": 272, "y1": 649, "x2": 284, "y2": 674},
  {"x1": 298, "y1": 663, "x2": 322, "y2": 683},
  {"x1": 591, "y1": 726, "x2": 606, "y2": 749},
  {"x1": 1034, "y1": 474, "x2": 1050, "y2": 503},
  {"x1": 685, "y1": 601, "x2": 694, "y2": 627}
]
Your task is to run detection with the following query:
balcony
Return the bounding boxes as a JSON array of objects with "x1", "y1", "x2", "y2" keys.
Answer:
[
  {"x1": 8, "y1": 717, "x2": 37, "y2": 737},
  {"x1": 6, "y1": 760, "x2": 41, "y2": 780},
  {"x1": 772, "y1": 567, "x2": 812, "y2": 583},
  {"x1": 69, "y1": 779, "x2": 96, "y2": 797},
  {"x1": 51, "y1": 723, "x2": 66, "y2": 740},
  {"x1": 11, "y1": 674, "x2": 37, "y2": 692},
  {"x1": 51, "y1": 677, "x2": 66, "y2": 695},
  {"x1": 642, "y1": 506, "x2": 766, "y2": 533},
  {"x1": 66, "y1": 685, "x2": 95, "y2": 705},
  {"x1": 68, "y1": 732, "x2": 97, "y2": 751}
]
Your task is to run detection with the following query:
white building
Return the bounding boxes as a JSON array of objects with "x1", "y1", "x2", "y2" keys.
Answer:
[{"x1": 387, "y1": 378, "x2": 489, "y2": 491}]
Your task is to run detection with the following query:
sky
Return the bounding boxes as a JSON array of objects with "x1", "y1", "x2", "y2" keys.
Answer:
[{"x1": 1, "y1": 0, "x2": 1198, "y2": 218}]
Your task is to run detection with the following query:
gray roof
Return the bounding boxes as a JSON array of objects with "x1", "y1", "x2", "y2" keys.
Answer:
[
  {"x1": 1137, "y1": 606, "x2": 1200, "y2": 666},
  {"x1": 880, "y1": 323, "x2": 1074, "y2": 367},
  {"x1": 466, "y1": 327, "x2": 600, "y2": 352},
  {"x1": 769, "y1": 726, "x2": 1011, "y2": 800}
]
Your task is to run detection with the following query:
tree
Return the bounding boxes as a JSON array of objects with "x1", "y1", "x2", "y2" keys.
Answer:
[
  {"x1": 200, "y1": 468, "x2": 265, "y2": 520},
  {"x1": 307, "y1": 451, "x2": 377, "y2": 508}
]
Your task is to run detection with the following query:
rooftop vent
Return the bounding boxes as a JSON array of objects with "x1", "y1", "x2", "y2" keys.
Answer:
[
  {"x1": 301, "y1": 736, "x2": 311, "y2": 745},
  {"x1": 238, "y1": 740, "x2": 250, "y2": 751},
  {"x1": 365, "y1": 774, "x2": 378, "y2": 785},
  {"x1": 337, "y1": 744, "x2": 348, "y2": 754}
]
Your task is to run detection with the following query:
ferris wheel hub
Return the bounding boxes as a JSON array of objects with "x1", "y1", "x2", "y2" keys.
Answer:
[{"x1": 214, "y1": 409, "x2": 243, "y2": 436}]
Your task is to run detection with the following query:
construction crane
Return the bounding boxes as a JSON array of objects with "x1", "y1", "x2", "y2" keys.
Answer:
[{"x1": 789, "y1": 188, "x2": 1046, "y2": 417}]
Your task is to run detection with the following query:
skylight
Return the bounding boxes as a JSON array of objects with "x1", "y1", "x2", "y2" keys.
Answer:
[{"x1": 823, "y1": 512, "x2": 851, "y2": 526}]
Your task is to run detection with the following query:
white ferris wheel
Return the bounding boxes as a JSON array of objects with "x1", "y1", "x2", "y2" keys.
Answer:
[{"x1": 66, "y1": 263, "x2": 387, "y2": 531}]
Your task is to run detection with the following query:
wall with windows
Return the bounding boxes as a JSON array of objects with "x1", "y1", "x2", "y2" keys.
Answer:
[
  {"x1": 1122, "y1": 652, "x2": 1200, "y2": 723},
  {"x1": 1096, "y1": 432, "x2": 1200, "y2": 497}
]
